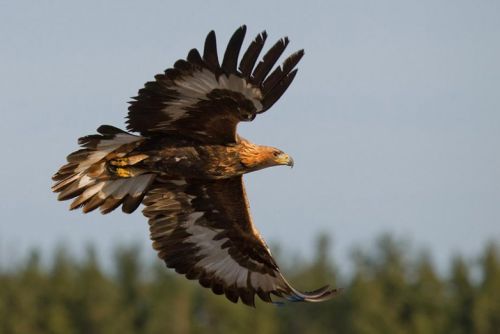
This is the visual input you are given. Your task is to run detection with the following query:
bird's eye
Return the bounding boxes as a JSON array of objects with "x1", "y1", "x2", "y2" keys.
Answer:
[{"x1": 273, "y1": 151, "x2": 280, "y2": 157}]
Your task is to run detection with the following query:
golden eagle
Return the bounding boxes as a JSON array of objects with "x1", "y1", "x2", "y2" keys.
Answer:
[{"x1": 52, "y1": 26, "x2": 337, "y2": 306}]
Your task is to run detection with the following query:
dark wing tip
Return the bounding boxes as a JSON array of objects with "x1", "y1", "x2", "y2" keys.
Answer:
[
  {"x1": 97, "y1": 125, "x2": 128, "y2": 136},
  {"x1": 239, "y1": 30, "x2": 268, "y2": 77},
  {"x1": 221, "y1": 25, "x2": 247, "y2": 74},
  {"x1": 283, "y1": 285, "x2": 342, "y2": 303},
  {"x1": 260, "y1": 68, "x2": 298, "y2": 113},
  {"x1": 205, "y1": 30, "x2": 216, "y2": 42},
  {"x1": 203, "y1": 30, "x2": 219, "y2": 70},
  {"x1": 251, "y1": 36, "x2": 291, "y2": 85},
  {"x1": 261, "y1": 48, "x2": 305, "y2": 95},
  {"x1": 187, "y1": 48, "x2": 203, "y2": 66}
]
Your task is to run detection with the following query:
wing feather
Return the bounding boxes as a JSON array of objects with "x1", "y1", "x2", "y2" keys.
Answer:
[
  {"x1": 187, "y1": 48, "x2": 204, "y2": 67},
  {"x1": 221, "y1": 25, "x2": 247, "y2": 74},
  {"x1": 251, "y1": 37, "x2": 289, "y2": 85},
  {"x1": 239, "y1": 31, "x2": 267, "y2": 77},
  {"x1": 203, "y1": 30, "x2": 220, "y2": 72},
  {"x1": 262, "y1": 49, "x2": 304, "y2": 95},
  {"x1": 261, "y1": 69, "x2": 298, "y2": 113}
]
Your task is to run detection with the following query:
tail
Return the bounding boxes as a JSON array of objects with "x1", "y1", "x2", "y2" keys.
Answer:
[{"x1": 52, "y1": 125, "x2": 155, "y2": 214}]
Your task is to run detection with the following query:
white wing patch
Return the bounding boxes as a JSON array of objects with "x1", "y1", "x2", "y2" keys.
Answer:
[
  {"x1": 186, "y1": 223, "x2": 249, "y2": 288},
  {"x1": 162, "y1": 69, "x2": 263, "y2": 123},
  {"x1": 185, "y1": 223, "x2": 279, "y2": 290}
]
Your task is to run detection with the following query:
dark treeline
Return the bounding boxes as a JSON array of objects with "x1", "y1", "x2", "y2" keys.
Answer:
[{"x1": 0, "y1": 234, "x2": 499, "y2": 334}]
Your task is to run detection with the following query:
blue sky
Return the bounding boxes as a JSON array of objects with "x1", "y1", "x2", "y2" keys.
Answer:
[{"x1": 1, "y1": 0, "x2": 499, "y2": 272}]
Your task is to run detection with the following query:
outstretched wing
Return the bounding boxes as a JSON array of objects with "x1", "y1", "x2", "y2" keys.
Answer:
[
  {"x1": 143, "y1": 176, "x2": 337, "y2": 306},
  {"x1": 127, "y1": 25, "x2": 304, "y2": 144}
]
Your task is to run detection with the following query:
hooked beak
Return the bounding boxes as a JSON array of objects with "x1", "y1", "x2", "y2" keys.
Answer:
[{"x1": 276, "y1": 153, "x2": 294, "y2": 168}]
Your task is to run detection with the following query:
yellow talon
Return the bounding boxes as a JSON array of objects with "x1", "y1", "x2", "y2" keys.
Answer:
[{"x1": 115, "y1": 167, "x2": 132, "y2": 178}]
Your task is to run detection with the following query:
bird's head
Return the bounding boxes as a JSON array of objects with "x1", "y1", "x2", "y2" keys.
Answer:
[
  {"x1": 240, "y1": 142, "x2": 294, "y2": 171},
  {"x1": 267, "y1": 147, "x2": 294, "y2": 168}
]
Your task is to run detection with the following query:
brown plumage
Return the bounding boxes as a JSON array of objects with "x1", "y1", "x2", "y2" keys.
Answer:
[{"x1": 52, "y1": 26, "x2": 338, "y2": 306}]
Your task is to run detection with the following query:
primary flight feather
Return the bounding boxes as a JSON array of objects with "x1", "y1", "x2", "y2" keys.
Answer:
[{"x1": 52, "y1": 26, "x2": 337, "y2": 306}]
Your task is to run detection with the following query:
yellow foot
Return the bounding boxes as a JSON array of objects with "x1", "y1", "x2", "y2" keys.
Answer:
[
  {"x1": 115, "y1": 167, "x2": 133, "y2": 178},
  {"x1": 109, "y1": 154, "x2": 149, "y2": 167}
]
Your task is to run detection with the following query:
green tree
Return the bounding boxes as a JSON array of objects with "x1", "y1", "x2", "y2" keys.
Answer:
[
  {"x1": 42, "y1": 245, "x2": 77, "y2": 334},
  {"x1": 275, "y1": 234, "x2": 339, "y2": 334},
  {"x1": 406, "y1": 253, "x2": 446, "y2": 333},
  {"x1": 447, "y1": 255, "x2": 475, "y2": 334},
  {"x1": 473, "y1": 243, "x2": 500, "y2": 334},
  {"x1": 144, "y1": 261, "x2": 194, "y2": 334},
  {"x1": 2, "y1": 250, "x2": 46, "y2": 334},
  {"x1": 113, "y1": 245, "x2": 149, "y2": 334},
  {"x1": 0, "y1": 236, "x2": 499, "y2": 334}
]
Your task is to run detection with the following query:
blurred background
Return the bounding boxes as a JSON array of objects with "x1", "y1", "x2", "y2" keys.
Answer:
[{"x1": 1, "y1": 1, "x2": 499, "y2": 333}]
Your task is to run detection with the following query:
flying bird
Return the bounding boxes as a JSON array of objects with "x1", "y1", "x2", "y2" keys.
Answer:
[{"x1": 52, "y1": 26, "x2": 337, "y2": 306}]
